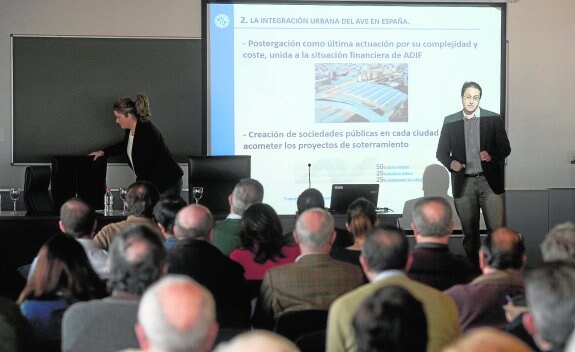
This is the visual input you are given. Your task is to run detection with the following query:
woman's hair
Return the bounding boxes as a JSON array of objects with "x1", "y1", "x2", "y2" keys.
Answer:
[
  {"x1": 17, "y1": 234, "x2": 107, "y2": 304},
  {"x1": 239, "y1": 203, "x2": 287, "y2": 264},
  {"x1": 113, "y1": 93, "x2": 151, "y2": 122},
  {"x1": 346, "y1": 197, "x2": 378, "y2": 237},
  {"x1": 353, "y1": 285, "x2": 428, "y2": 352}
]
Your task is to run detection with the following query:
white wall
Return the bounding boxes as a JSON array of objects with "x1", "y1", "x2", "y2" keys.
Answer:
[
  {"x1": 1, "y1": 0, "x2": 574, "y2": 193},
  {"x1": 506, "y1": 0, "x2": 575, "y2": 189}
]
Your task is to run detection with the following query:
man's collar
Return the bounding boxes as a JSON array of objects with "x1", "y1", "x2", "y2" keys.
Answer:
[
  {"x1": 463, "y1": 108, "x2": 481, "y2": 120},
  {"x1": 373, "y1": 270, "x2": 405, "y2": 282},
  {"x1": 226, "y1": 213, "x2": 241, "y2": 220}
]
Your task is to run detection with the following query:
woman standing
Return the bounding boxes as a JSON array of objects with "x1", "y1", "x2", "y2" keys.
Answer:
[{"x1": 90, "y1": 94, "x2": 183, "y2": 197}]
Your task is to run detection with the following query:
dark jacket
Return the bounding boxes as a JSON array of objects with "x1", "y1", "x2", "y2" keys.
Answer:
[
  {"x1": 103, "y1": 120, "x2": 183, "y2": 192},
  {"x1": 168, "y1": 238, "x2": 251, "y2": 328},
  {"x1": 436, "y1": 109, "x2": 511, "y2": 198}
]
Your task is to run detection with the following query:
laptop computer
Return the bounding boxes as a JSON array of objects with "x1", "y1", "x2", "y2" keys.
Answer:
[{"x1": 329, "y1": 184, "x2": 379, "y2": 214}]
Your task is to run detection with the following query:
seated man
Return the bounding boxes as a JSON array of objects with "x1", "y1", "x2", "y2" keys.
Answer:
[
  {"x1": 252, "y1": 208, "x2": 364, "y2": 329},
  {"x1": 59, "y1": 199, "x2": 109, "y2": 277},
  {"x1": 94, "y1": 181, "x2": 162, "y2": 250},
  {"x1": 445, "y1": 227, "x2": 525, "y2": 331},
  {"x1": 327, "y1": 225, "x2": 460, "y2": 352},
  {"x1": 168, "y1": 204, "x2": 251, "y2": 328},
  {"x1": 287, "y1": 188, "x2": 353, "y2": 248},
  {"x1": 152, "y1": 196, "x2": 187, "y2": 249},
  {"x1": 407, "y1": 197, "x2": 477, "y2": 290},
  {"x1": 212, "y1": 178, "x2": 264, "y2": 255},
  {"x1": 62, "y1": 225, "x2": 167, "y2": 352},
  {"x1": 524, "y1": 261, "x2": 575, "y2": 352},
  {"x1": 135, "y1": 275, "x2": 219, "y2": 352},
  {"x1": 353, "y1": 285, "x2": 428, "y2": 352}
]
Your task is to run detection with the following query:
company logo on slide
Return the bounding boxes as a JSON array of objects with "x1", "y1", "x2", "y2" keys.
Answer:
[{"x1": 214, "y1": 14, "x2": 230, "y2": 29}]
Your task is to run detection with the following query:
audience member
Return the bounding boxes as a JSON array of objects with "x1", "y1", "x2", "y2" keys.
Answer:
[
  {"x1": 18, "y1": 235, "x2": 106, "y2": 346},
  {"x1": 135, "y1": 275, "x2": 218, "y2": 352},
  {"x1": 59, "y1": 198, "x2": 109, "y2": 277},
  {"x1": 168, "y1": 204, "x2": 251, "y2": 328},
  {"x1": 327, "y1": 225, "x2": 460, "y2": 352},
  {"x1": 541, "y1": 222, "x2": 575, "y2": 262},
  {"x1": 445, "y1": 227, "x2": 525, "y2": 331},
  {"x1": 252, "y1": 208, "x2": 364, "y2": 329},
  {"x1": 214, "y1": 330, "x2": 300, "y2": 352},
  {"x1": 94, "y1": 181, "x2": 162, "y2": 249},
  {"x1": 153, "y1": 196, "x2": 187, "y2": 249},
  {"x1": 0, "y1": 296, "x2": 32, "y2": 352},
  {"x1": 524, "y1": 261, "x2": 575, "y2": 352},
  {"x1": 294, "y1": 188, "x2": 353, "y2": 248},
  {"x1": 353, "y1": 285, "x2": 428, "y2": 352},
  {"x1": 230, "y1": 203, "x2": 300, "y2": 281},
  {"x1": 331, "y1": 197, "x2": 378, "y2": 269},
  {"x1": 213, "y1": 178, "x2": 264, "y2": 255},
  {"x1": 444, "y1": 327, "x2": 532, "y2": 352},
  {"x1": 62, "y1": 225, "x2": 167, "y2": 352},
  {"x1": 506, "y1": 222, "x2": 575, "y2": 352},
  {"x1": 407, "y1": 196, "x2": 477, "y2": 290}
]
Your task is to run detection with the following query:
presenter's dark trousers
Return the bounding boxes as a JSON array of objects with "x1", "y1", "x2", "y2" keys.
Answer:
[{"x1": 454, "y1": 174, "x2": 504, "y2": 266}]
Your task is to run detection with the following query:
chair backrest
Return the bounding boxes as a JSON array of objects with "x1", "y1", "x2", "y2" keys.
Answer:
[
  {"x1": 51, "y1": 156, "x2": 107, "y2": 211},
  {"x1": 274, "y1": 309, "x2": 329, "y2": 342},
  {"x1": 188, "y1": 155, "x2": 251, "y2": 216},
  {"x1": 24, "y1": 166, "x2": 53, "y2": 213},
  {"x1": 295, "y1": 330, "x2": 326, "y2": 352}
]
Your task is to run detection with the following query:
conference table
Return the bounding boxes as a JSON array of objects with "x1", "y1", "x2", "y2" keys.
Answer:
[{"x1": 0, "y1": 210, "x2": 127, "y2": 274}]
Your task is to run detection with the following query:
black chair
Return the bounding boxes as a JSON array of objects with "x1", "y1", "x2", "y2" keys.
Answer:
[
  {"x1": 23, "y1": 166, "x2": 53, "y2": 213},
  {"x1": 51, "y1": 155, "x2": 107, "y2": 211},
  {"x1": 274, "y1": 310, "x2": 329, "y2": 343},
  {"x1": 188, "y1": 155, "x2": 250, "y2": 216},
  {"x1": 295, "y1": 330, "x2": 326, "y2": 352}
]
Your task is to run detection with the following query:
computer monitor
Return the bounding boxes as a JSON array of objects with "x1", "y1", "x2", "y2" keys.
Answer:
[
  {"x1": 188, "y1": 155, "x2": 251, "y2": 216},
  {"x1": 329, "y1": 184, "x2": 379, "y2": 214}
]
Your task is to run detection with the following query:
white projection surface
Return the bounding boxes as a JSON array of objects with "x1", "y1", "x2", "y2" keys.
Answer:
[{"x1": 207, "y1": 2, "x2": 504, "y2": 215}]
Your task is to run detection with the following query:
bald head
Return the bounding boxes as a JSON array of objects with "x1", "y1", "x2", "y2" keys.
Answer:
[
  {"x1": 137, "y1": 275, "x2": 218, "y2": 352},
  {"x1": 174, "y1": 204, "x2": 214, "y2": 241},
  {"x1": 411, "y1": 197, "x2": 453, "y2": 238},
  {"x1": 59, "y1": 198, "x2": 96, "y2": 238},
  {"x1": 444, "y1": 327, "x2": 532, "y2": 352},
  {"x1": 481, "y1": 227, "x2": 525, "y2": 271},
  {"x1": 294, "y1": 208, "x2": 335, "y2": 252},
  {"x1": 214, "y1": 330, "x2": 299, "y2": 352}
]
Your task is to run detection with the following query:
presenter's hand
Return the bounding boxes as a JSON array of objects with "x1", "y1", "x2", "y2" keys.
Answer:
[
  {"x1": 89, "y1": 150, "x2": 104, "y2": 161},
  {"x1": 480, "y1": 151, "x2": 492, "y2": 162},
  {"x1": 451, "y1": 160, "x2": 465, "y2": 172}
]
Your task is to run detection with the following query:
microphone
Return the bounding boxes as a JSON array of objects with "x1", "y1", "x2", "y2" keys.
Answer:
[{"x1": 308, "y1": 163, "x2": 312, "y2": 189}]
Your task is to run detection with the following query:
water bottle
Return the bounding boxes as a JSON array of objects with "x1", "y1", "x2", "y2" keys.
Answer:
[{"x1": 104, "y1": 186, "x2": 114, "y2": 215}]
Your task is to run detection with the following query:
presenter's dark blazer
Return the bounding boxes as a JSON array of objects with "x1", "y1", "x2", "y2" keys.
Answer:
[
  {"x1": 436, "y1": 108, "x2": 511, "y2": 198},
  {"x1": 103, "y1": 120, "x2": 183, "y2": 192}
]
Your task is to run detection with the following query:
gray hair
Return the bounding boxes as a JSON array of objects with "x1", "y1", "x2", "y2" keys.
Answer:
[
  {"x1": 541, "y1": 222, "x2": 575, "y2": 263},
  {"x1": 295, "y1": 208, "x2": 334, "y2": 248},
  {"x1": 231, "y1": 178, "x2": 264, "y2": 216},
  {"x1": 138, "y1": 275, "x2": 216, "y2": 352},
  {"x1": 526, "y1": 261, "x2": 575, "y2": 351},
  {"x1": 174, "y1": 204, "x2": 213, "y2": 240},
  {"x1": 412, "y1": 197, "x2": 452, "y2": 237}
]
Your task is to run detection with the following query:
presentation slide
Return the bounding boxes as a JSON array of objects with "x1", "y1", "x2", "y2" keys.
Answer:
[{"x1": 206, "y1": 1, "x2": 504, "y2": 215}]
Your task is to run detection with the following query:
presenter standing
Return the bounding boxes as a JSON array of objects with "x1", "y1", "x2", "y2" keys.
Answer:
[
  {"x1": 436, "y1": 81, "x2": 511, "y2": 266},
  {"x1": 90, "y1": 94, "x2": 183, "y2": 197}
]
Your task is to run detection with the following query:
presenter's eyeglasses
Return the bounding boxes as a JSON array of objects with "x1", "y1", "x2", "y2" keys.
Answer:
[{"x1": 463, "y1": 95, "x2": 481, "y2": 102}]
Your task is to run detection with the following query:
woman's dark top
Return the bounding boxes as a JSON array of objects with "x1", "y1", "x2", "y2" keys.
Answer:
[{"x1": 103, "y1": 120, "x2": 183, "y2": 192}]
